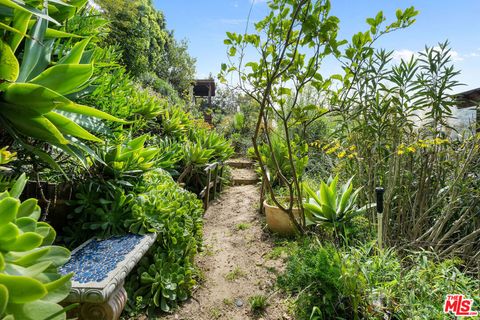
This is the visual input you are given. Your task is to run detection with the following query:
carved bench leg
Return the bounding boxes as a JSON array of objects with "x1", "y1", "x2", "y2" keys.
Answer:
[{"x1": 79, "y1": 286, "x2": 127, "y2": 320}]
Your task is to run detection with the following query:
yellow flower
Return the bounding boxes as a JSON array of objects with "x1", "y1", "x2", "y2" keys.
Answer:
[
  {"x1": 349, "y1": 145, "x2": 357, "y2": 151},
  {"x1": 397, "y1": 150, "x2": 404, "y2": 155},
  {"x1": 433, "y1": 137, "x2": 449, "y2": 145},
  {"x1": 338, "y1": 151, "x2": 346, "y2": 159},
  {"x1": 347, "y1": 152, "x2": 358, "y2": 159},
  {"x1": 407, "y1": 146, "x2": 416, "y2": 153},
  {"x1": 322, "y1": 142, "x2": 332, "y2": 151},
  {"x1": 326, "y1": 146, "x2": 339, "y2": 154},
  {"x1": 0, "y1": 147, "x2": 16, "y2": 165}
]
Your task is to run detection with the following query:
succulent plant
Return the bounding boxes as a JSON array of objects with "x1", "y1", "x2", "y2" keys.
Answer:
[{"x1": 0, "y1": 174, "x2": 72, "y2": 320}]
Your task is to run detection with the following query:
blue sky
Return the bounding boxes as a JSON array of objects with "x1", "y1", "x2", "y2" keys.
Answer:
[{"x1": 154, "y1": 0, "x2": 480, "y2": 92}]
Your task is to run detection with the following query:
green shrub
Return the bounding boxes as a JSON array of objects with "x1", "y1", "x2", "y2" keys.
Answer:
[
  {"x1": 67, "y1": 164, "x2": 204, "y2": 314},
  {"x1": 0, "y1": 175, "x2": 72, "y2": 320},
  {"x1": 124, "y1": 170, "x2": 204, "y2": 314},
  {"x1": 278, "y1": 240, "x2": 366, "y2": 319},
  {"x1": 279, "y1": 240, "x2": 480, "y2": 320}
]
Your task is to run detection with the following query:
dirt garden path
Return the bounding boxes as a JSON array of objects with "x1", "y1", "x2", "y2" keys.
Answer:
[{"x1": 163, "y1": 161, "x2": 291, "y2": 320}]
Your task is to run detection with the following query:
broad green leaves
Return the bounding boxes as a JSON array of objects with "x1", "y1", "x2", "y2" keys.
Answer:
[
  {"x1": 0, "y1": 40, "x2": 19, "y2": 81},
  {"x1": 303, "y1": 175, "x2": 365, "y2": 231},
  {"x1": 0, "y1": 1, "x2": 125, "y2": 168},
  {"x1": 30, "y1": 64, "x2": 94, "y2": 95},
  {"x1": 0, "y1": 178, "x2": 72, "y2": 320}
]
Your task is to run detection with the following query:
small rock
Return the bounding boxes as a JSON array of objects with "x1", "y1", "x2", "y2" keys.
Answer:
[{"x1": 235, "y1": 298, "x2": 244, "y2": 307}]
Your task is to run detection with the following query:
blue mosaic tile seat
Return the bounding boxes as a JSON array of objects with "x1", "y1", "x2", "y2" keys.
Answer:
[
  {"x1": 60, "y1": 234, "x2": 145, "y2": 284},
  {"x1": 61, "y1": 233, "x2": 157, "y2": 305}
]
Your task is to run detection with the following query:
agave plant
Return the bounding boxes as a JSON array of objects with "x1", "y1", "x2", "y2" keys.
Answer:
[
  {"x1": 0, "y1": 174, "x2": 73, "y2": 320},
  {"x1": 0, "y1": 0, "x2": 123, "y2": 169},
  {"x1": 102, "y1": 135, "x2": 160, "y2": 178},
  {"x1": 303, "y1": 176, "x2": 369, "y2": 238}
]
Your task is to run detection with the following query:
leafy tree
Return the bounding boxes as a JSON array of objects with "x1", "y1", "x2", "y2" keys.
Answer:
[
  {"x1": 220, "y1": 0, "x2": 417, "y2": 232},
  {"x1": 97, "y1": 0, "x2": 196, "y2": 98}
]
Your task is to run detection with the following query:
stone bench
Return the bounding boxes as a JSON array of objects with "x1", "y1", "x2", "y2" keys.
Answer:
[{"x1": 60, "y1": 233, "x2": 157, "y2": 320}]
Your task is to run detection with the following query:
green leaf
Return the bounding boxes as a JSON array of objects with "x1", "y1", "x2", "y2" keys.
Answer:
[
  {"x1": 58, "y1": 37, "x2": 90, "y2": 64},
  {"x1": 1, "y1": 111, "x2": 68, "y2": 145},
  {"x1": 17, "y1": 198, "x2": 40, "y2": 220},
  {"x1": 45, "y1": 28, "x2": 81, "y2": 39},
  {"x1": 0, "y1": 232, "x2": 43, "y2": 252},
  {"x1": 18, "y1": 13, "x2": 48, "y2": 82},
  {"x1": 55, "y1": 103, "x2": 126, "y2": 123},
  {"x1": 15, "y1": 217, "x2": 37, "y2": 232},
  {"x1": 11, "y1": 247, "x2": 50, "y2": 267},
  {"x1": 0, "y1": 274, "x2": 47, "y2": 303},
  {"x1": 8, "y1": 10, "x2": 32, "y2": 52},
  {"x1": 0, "y1": 284, "x2": 8, "y2": 314},
  {"x1": 14, "y1": 137, "x2": 65, "y2": 175},
  {"x1": 29, "y1": 64, "x2": 94, "y2": 95},
  {"x1": 35, "y1": 246, "x2": 70, "y2": 267},
  {"x1": 43, "y1": 273, "x2": 72, "y2": 295},
  {"x1": 44, "y1": 112, "x2": 102, "y2": 142},
  {"x1": 0, "y1": 0, "x2": 59, "y2": 25},
  {"x1": 36, "y1": 222, "x2": 56, "y2": 246},
  {"x1": 278, "y1": 87, "x2": 292, "y2": 96},
  {"x1": 23, "y1": 261, "x2": 53, "y2": 277},
  {"x1": 0, "y1": 197, "x2": 19, "y2": 224},
  {"x1": 304, "y1": 184, "x2": 321, "y2": 205},
  {"x1": 0, "y1": 223, "x2": 20, "y2": 242},
  {"x1": 9, "y1": 173, "x2": 27, "y2": 198},
  {"x1": 7, "y1": 300, "x2": 65, "y2": 320},
  {"x1": 0, "y1": 40, "x2": 19, "y2": 82},
  {"x1": 338, "y1": 177, "x2": 354, "y2": 214},
  {"x1": 2, "y1": 82, "x2": 74, "y2": 114}
]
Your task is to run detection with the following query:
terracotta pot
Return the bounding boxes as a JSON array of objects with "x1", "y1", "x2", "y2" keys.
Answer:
[{"x1": 263, "y1": 200, "x2": 301, "y2": 236}]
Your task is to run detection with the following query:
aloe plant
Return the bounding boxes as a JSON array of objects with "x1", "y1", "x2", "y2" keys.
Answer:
[
  {"x1": 303, "y1": 176, "x2": 369, "y2": 239},
  {"x1": 0, "y1": 0, "x2": 123, "y2": 168},
  {"x1": 0, "y1": 174, "x2": 73, "y2": 320}
]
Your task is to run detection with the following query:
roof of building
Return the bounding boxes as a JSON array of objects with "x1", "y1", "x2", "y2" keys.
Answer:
[
  {"x1": 456, "y1": 87, "x2": 480, "y2": 109},
  {"x1": 193, "y1": 79, "x2": 216, "y2": 97}
]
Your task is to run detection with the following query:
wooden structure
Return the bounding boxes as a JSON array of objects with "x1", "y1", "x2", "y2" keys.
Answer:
[
  {"x1": 192, "y1": 79, "x2": 216, "y2": 105},
  {"x1": 192, "y1": 79, "x2": 216, "y2": 124},
  {"x1": 456, "y1": 88, "x2": 480, "y2": 131},
  {"x1": 199, "y1": 162, "x2": 224, "y2": 210}
]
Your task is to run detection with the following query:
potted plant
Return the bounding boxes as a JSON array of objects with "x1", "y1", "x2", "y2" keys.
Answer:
[{"x1": 263, "y1": 195, "x2": 302, "y2": 236}]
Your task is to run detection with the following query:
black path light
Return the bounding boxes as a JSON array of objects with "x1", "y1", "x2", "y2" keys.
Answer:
[{"x1": 375, "y1": 187, "x2": 385, "y2": 250}]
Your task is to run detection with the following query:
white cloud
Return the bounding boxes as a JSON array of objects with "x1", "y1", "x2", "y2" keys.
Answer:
[
  {"x1": 432, "y1": 46, "x2": 463, "y2": 61},
  {"x1": 393, "y1": 49, "x2": 416, "y2": 61},
  {"x1": 251, "y1": 0, "x2": 267, "y2": 4},
  {"x1": 465, "y1": 48, "x2": 480, "y2": 58},
  {"x1": 393, "y1": 47, "x2": 464, "y2": 62}
]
